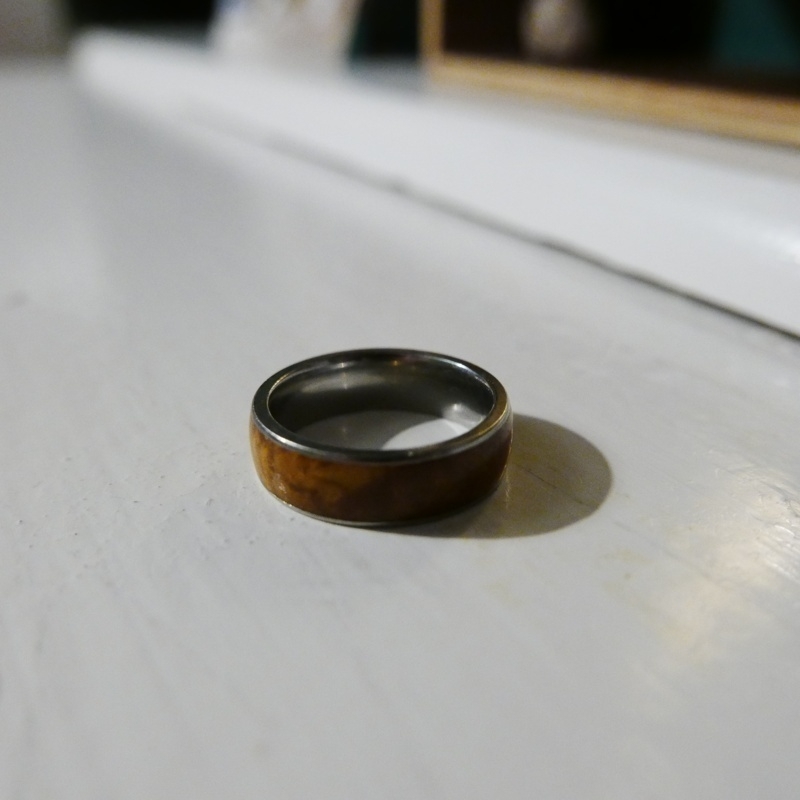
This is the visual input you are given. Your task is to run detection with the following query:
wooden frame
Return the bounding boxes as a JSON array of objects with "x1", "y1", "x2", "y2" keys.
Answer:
[{"x1": 421, "y1": 0, "x2": 800, "y2": 147}]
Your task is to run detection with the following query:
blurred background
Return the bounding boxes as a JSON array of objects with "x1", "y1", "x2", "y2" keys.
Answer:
[
  {"x1": 0, "y1": 0, "x2": 418, "y2": 58},
  {"x1": 1, "y1": 0, "x2": 799, "y2": 89}
]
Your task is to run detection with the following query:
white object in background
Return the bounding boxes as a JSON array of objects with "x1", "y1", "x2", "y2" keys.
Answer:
[
  {"x1": 521, "y1": 0, "x2": 597, "y2": 61},
  {"x1": 210, "y1": 0, "x2": 359, "y2": 63}
]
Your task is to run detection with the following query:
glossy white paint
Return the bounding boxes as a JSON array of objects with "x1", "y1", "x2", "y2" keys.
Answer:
[
  {"x1": 73, "y1": 33, "x2": 800, "y2": 336},
  {"x1": 2, "y1": 48, "x2": 800, "y2": 799}
]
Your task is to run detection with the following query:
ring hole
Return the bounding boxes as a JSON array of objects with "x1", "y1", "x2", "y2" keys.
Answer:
[
  {"x1": 298, "y1": 409, "x2": 476, "y2": 450},
  {"x1": 262, "y1": 353, "x2": 499, "y2": 455}
]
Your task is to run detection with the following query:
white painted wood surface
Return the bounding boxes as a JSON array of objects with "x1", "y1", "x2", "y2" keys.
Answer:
[
  {"x1": 2, "y1": 48, "x2": 800, "y2": 799},
  {"x1": 74, "y1": 33, "x2": 800, "y2": 336}
]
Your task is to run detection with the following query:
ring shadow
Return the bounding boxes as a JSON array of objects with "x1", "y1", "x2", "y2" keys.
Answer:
[{"x1": 395, "y1": 414, "x2": 613, "y2": 539}]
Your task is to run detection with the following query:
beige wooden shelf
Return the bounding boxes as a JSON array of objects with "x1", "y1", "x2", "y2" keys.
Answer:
[{"x1": 422, "y1": 0, "x2": 800, "y2": 146}]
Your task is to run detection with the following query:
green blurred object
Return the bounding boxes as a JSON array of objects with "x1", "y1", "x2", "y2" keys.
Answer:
[{"x1": 713, "y1": 0, "x2": 800, "y2": 71}]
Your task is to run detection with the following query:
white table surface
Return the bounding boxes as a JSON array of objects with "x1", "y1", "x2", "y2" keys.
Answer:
[
  {"x1": 2, "y1": 43, "x2": 800, "y2": 799},
  {"x1": 74, "y1": 33, "x2": 800, "y2": 337}
]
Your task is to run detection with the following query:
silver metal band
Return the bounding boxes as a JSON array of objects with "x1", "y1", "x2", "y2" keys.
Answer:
[{"x1": 251, "y1": 348, "x2": 510, "y2": 464}]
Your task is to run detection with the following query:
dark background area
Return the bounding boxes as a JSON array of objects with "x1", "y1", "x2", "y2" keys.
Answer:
[
  {"x1": 68, "y1": 0, "x2": 214, "y2": 26},
  {"x1": 66, "y1": 0, "x2": 419, "y2": 57},
  {"x1": 62, "y1": 0, "x2": 800, "y2": 84},
  {"x1": 441, "y1": 0, "x2": 800, "y2": 93}
]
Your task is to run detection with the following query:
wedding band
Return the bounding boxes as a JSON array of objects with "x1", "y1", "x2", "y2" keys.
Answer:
[{"x1": 250, "y1": 349, "x2": 512, "y2": 526}]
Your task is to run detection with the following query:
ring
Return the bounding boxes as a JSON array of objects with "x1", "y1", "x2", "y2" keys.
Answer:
[{"x1": 249, "y1": 349, "x2": 513, "y2": 526}]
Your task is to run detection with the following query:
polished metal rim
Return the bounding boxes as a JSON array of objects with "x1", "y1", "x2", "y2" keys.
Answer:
[{"x1": 251, "y1": 349, "x2": 510, "y2": 464}]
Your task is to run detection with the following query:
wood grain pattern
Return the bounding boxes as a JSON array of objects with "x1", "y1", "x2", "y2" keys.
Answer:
[{"x1": 250, "y1": 414, "x2": 513, "y2": 525}]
